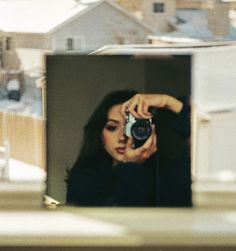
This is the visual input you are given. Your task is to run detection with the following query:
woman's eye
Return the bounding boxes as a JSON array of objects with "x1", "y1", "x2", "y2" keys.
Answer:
[{"x1": 105, "y1": 125, "x2": 117, "y2": 131}]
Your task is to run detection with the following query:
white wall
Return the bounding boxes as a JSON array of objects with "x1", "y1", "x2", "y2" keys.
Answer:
[{"x1": 51, "y1": 2, "x2": 152, "y2": 53}]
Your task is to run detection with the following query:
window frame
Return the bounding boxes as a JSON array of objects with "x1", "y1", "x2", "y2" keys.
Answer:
[
  {"x1": 6, "y1": 37, "x2": 12, "y2": 50},
  {"x1": 66, "y1": 38, "x2": 74, "y2": 51},
  {"x1": 65, "y1": 36, "x2": 86, "y2": 52},
  {"x1": 153, "y1": 2, "x2": 165, "y2": 13}
]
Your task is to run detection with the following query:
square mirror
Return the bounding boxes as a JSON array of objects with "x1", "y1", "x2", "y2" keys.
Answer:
[{"x1": 45, "y1": 51, "x2": 191, "y2": 207}]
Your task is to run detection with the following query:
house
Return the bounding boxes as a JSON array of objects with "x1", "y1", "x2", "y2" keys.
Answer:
[
  {"x1": 1, "y1": 0, "x2": 236, "y2": 100},
  {"x1": 0, "y1": 0, "x2": 156, "y2": 170},
  {"x1": 51, "y1": 1, "x2": 155, "y2": 53},
  {"x1": 115, "y1": 0, "x2": 236, "y2": 42},
  {"x1": 0, "y1": 0, "x2": 156, "y2": 122},
  {"x1": 115, "y1": 0, "x2": 211, "y2": 33},
  {"x1": 0, "y1": 0, "x2": 154, "y2": 73},
  {"x1": 115, "y1": 0, "x2": 177, "y2": 33},
  {"x1": 163, "y1": 0, "x2": 236, "y2": 42},
  {"x1": 3, "y1": 0, "x2": 236, "y2": 75}
]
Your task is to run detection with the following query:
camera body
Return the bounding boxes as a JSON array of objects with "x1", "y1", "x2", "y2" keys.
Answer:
[{"x1": 124, "y1": 113, "x2": 153, "y2": 149}]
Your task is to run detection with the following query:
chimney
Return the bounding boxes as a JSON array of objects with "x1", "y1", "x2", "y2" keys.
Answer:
[{"x1": 208, "y1": 0, "x2": 230, "y2": 37}]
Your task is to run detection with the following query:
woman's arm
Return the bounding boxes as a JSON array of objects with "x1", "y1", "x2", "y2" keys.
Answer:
[
  {"x1": 121, "y1": 93, "x2": 191, "y2": 206},
  {"x1": 120, "y1": 93, "x2": 189, "y2": 164},
  {"x1": 122, "y1": 93, "x2": 190, "y2": 139},
  {"x1": 121, "y1": 93, "x2": 183, "y2": 119},
  {"x1": 171, "y1": 95, "x2": 191, "y2": 138}
]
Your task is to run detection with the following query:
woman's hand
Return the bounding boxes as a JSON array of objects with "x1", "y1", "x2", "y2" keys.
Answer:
[
  {"x1": 121, "y1": 93, "x2": 183, "y2": 119},
  {"x1": 120, "y1": 93, "x2": 183, "y2": 164},
  {"x1": 122, "y1": 125, "x2": 157, "y2": 164}
]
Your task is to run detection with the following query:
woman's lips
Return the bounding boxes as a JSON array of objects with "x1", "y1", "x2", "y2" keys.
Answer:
[{"x1": 116, "y1": 147, "x2": 126, "y2": 154}]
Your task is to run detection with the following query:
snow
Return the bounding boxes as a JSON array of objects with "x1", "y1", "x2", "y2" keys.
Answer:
[
  {"x1": 0, "y1": 0, "x2": 101, "y2": 33},
  {"x1": 9, "y1": 158, "x2": 46, "y2": 181}
]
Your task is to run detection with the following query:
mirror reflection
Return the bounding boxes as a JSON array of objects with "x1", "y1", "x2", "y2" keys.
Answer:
[{"x1": 45, "y1": 54, "x2": 191, "y2": 207}]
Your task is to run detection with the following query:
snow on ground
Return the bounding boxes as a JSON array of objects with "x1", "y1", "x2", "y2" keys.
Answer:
[
  {"x1": 9, "y1": 158, "x2": 46, "y2": 181},
  {"x1": 0, "y1": 94, "x2": 42, "y2": 117}
]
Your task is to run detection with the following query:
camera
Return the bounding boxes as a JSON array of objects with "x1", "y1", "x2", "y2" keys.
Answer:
[{"x1": 124, "y1": 112, "x2": 153, "y2": 149}]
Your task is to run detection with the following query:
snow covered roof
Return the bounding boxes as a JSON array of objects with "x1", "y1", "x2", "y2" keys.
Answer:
[
  {"x1": 166, "y1": 9, "x2": 236, "y2": 41},
  {"x1": 0, "y1": 0, "x2": 154, "y2": 34},
  {"x1": 0, "y1": 0, "x2": 103, "y2": 33}
]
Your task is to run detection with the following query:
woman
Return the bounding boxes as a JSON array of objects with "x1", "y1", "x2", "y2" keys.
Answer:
[{"x1": 66, "y1": 90, "x2": 191, "y2": 207}]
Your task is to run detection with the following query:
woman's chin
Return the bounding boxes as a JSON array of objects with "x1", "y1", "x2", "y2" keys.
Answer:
[{"x1": 112, "y1": 156, "x2": 125, "y2": 165}]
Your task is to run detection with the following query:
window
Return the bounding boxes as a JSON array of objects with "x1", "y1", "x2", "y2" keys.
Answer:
[
  {"x1": 75, "y1": 37, "x2": 86, "y2": 51},
  {"x1": 66, "y1": 36, "x2": 86, "y2": 51},
  {"x1": 66, "y1": 38, "x2": 74, "y2": 51},
  {"x1": 153, "y1": 2, "x2": 165, "y2": 13},
  {"x1": 6, "y1": 37, "x2": 12, "y2": 50}
]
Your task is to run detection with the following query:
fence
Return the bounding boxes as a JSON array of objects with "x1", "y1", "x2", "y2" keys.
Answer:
[{"x1": 0, "y1": 112, "x2": 45, "y2": 170}]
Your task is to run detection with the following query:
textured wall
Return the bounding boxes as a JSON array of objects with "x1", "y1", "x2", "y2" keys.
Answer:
[
  {"x1": 141, "y1": 0, "x2": 176, "y2": 33},
  {"x1": 208, "y1": 2, "x2": 230, "y2": 37}
]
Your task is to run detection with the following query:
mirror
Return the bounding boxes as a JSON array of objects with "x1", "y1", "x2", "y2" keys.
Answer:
[{"x1": 45, "y1": 53, "x2": 191, "y2": 207}]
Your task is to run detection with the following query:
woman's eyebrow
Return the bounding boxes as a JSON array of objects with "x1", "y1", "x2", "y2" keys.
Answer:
[{"x1": 107, "y1": 119, "x2": 119, "y2": 124}]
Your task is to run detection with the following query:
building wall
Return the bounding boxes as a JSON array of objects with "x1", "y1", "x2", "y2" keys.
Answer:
[
  {"x1": 141, "y1": 0, "x2": 176, "y2": 33},
  {"x1": 177, "y1": 0, "x2": 236, "y2": 10},
  {"x1": 176, "y1": 0, "x2": 206, "y2": 9},
  {"x1": 115, "y1": 0, "x2": 142, "y2": 12},
  {"x1": 230, "y1": 2, "x2": 236, "y2": 9},
  {"x1": 116, "y1": 0, "x2": 236, "y2": 11},
  {"x1": 52, "y1": 2, "x2": 152, "y2": 53}
]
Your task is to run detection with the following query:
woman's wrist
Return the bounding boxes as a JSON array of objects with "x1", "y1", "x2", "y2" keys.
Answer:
[{"x1": 164, "y1": 95, "x2": 183, "y2": 114}]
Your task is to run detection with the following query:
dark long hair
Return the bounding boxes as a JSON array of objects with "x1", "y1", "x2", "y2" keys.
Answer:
[{"x1": 67, "y1": 89, "x2": 138, "y2": 177}]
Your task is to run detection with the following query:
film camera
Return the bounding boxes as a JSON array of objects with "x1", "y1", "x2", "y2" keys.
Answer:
[{"x1": 124, "y1": 108, "x2": 156, "y2": 149}]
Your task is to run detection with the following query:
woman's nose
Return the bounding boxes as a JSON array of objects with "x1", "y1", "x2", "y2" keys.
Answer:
[{"x1": 118, "y1": 129, "x2": 127, "y2": 143}]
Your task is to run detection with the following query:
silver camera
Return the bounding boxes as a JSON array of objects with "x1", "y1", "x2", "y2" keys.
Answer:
[{"x1": 124, "y1": 112, "x2": 152, "y2": 149}]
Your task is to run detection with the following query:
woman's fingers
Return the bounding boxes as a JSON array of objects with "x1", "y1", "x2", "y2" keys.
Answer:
[
  {"x1": 142, "y1": 101, "x2": 152, "y2": 117},
  {"x1": 139, "y1": 126, "x2": 157, "y2": 158},
  {"x1": 122, "y1": 94, "x2": 153, "y2": 119},
  {"x1": 122, "y1": 110, "x2": 157, "y2": 163},
  {"x1": 128, "y1": 95, "x2": 141, "y2": 118},
  {"x1": 137, "y1": 100, "x2": 152, "y2": 119},
  {"x1": 148, "y1": 133, "x2": 157, "y2": 156},
  {"x1": 135, "y1": 127, "x2": 157, "y2": 158},
  {"x1": 121, "y1": 100, "x2": 130, "y2": 116},
  {"x1": 126, "y1": 137, "x2": 133, "y2": 150}
]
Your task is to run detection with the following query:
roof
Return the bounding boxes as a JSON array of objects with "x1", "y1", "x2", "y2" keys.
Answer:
[
  {"x1": 0, "y1": 0, "x2": 154, "y2": 34},
  {"x1": 166, "y1": 9, "x2": 236, "y2": 41},
  {"x1": 93, "y1": 42, "x2": 236, "y2": 56},
  {"x1": 0, "y1": 0, "x2": 100, "y2": 33}
]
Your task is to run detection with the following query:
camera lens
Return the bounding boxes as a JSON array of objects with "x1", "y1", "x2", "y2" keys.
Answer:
[{"x1": 131, "y1": 120, "x2": 152, "y2": 141}]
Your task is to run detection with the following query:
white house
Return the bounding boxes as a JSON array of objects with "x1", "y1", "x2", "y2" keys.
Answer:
[
  {"x1": 0, "y1": 0, "x2": 154, "y2": 72},
  {"x1": 0, "y1": 0, "x2": 155, "y2": 118},
  {"x1": 51, "y1": 0, "x2": 155, "y2": 53},
  {"x1": 116, "y1": 0, "x2": 236, "y2": 42}
]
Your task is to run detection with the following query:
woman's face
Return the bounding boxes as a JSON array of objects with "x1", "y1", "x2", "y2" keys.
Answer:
[{"x1": 102, "y1": 104, "x2": 127, "y2": 164}]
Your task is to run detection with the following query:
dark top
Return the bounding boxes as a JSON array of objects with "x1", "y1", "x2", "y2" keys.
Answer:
[{"x1": 66, "y1": 97, "x2": 191, "y2": 207}]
